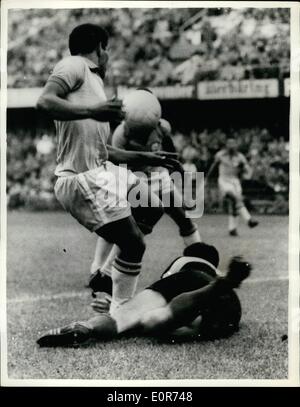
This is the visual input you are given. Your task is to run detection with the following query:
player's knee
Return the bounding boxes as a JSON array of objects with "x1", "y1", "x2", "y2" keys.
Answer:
[
  {"x1": 122, "y1": 228, "x2": 146, "y2": 258},
  {"x1": 179, "y1": 219, "x2": 197, "y2": 237},
  {"x1": 132, "y1": 205, "x2": 164, "y2": 235},
  {"x1": 141, "y1": 206, "x2": 164, "y2": 235}
]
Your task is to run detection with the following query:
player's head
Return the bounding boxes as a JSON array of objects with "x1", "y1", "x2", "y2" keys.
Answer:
[
  {"x1": 69, "y1": 24, "x2": 109, "y2": 76},
  {"x1": 199, "y1": 291, "x2": 242, "y2": 340},
  {"x1": 226, "y1": 137, "x2": 237, "y2": 153},
  {"x1": 183, "y1": 242, "x2": 219, "y2": 268}
]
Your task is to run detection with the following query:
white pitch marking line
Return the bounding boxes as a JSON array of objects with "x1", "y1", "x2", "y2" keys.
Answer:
[
  {"x1": 245, "y1": 276, "x2": 288, "y2": 284},
  {"x1": 6, "y1": 277, "x2": 288, "y2": 305},
  {"x1": 7, "y1": 290, "x2": 90, "y2": 304}
]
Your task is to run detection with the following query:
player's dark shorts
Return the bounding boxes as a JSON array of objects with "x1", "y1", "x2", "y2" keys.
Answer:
[
  {"x1": 147, "y1": 267, "x2": 242, "y2": 340},
  {"x1": 147, "y1": 265, "x2": 215, "y2": 303}
]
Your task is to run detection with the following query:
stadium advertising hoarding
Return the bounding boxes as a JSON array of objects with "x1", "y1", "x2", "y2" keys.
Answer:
[
  {"x1": 197, "y1": 79, "x2": 279, "y2": 100},
  {"x1": 118, "y1": 85, "x2": 195, "y2": 99},
  {"x1": 7, "y1": 79, "x2": 285, "y2": 109}
]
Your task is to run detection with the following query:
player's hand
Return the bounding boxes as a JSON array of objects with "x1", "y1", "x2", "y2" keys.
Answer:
[
  {"x1": 91, "y1": 294, "x2": 111, "y2": 313},
  {"x1": 142, "y1": 152, "x2": 184, "y2": 174},
  {"x1": 90, "y1": 98, "x2": 125, "y2": 123}
]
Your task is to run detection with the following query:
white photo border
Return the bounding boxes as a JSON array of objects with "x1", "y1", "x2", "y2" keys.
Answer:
[{"x1": 1, "y1": 0, "x2": 299, "y2": 387}]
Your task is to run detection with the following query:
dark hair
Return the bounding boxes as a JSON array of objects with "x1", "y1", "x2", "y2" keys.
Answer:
[
  {"x1": 183, "y1": 242, "x2": 219, "y2": 268},
  {"x1": 136, "y1": 87, "x2": 153, "y2": 94},
  {"x1": 69, "y1": 24, "x2": 108, "y2": 55}
]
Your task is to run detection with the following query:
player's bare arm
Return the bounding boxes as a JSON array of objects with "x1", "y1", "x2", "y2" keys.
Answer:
[
  {"x1": 127, "y1": 138, "x2": 148, "y2": 151},
  {"x1": 37, "y1": 82, "x2": 124, "y2": 123},
  {"x1": 126, "y1": 139, "x2": 178, "y2": 158},
  {"x1": 107, "y1": 145, "x2": 183, "y2": 173}
]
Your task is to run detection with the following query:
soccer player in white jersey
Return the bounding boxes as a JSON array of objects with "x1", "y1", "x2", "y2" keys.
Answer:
[
  {"x1": 206, "y1": 137, "x2": 258, "y2": 236},
  {"x1": 37, "y1": 24, "x2": 180, "y2": 315},
  {"x1": 89, "y1": 111, "x2": 201, "y2": 286}
]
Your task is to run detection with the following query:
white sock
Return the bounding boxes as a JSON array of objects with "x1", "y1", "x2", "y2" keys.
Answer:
[
  {"x1": 239, "y1": 206, "x2": 251, "y2": 223},
  {"x1": 228, "y1": 215, "x2": 238, "y2": 231},
  {"x1": 90, "y1": 237, "x2": 113, "y2": 275},
  {"x1": 182, "y1": 230, "x2": 201, "y2": 247},
  {"x1": 110, "y1": 257, "x2": 141, "y2": 316},
  {"x1": 102, "y1": 245, "x2": 120, "y2": 277}
]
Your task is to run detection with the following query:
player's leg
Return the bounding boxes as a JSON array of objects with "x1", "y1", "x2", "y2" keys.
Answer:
[
  {"x1": 161, "y1": 184, "x2": 201, "y2": 246},
  {"x1": 82, "y1": 314, "x2": 118, "y2": 340},
  {"x1": 129, "y1": 178, "x2": 165, "y2": 235},
  {"x1": 88, "y1": 237, "x2": 115, "y2": 294},
  {"x1": 101, "y1": 244, "x2": 120, "y2": 276},
  {"x1": 95, "y1": 215, "x2": 146, "y2": 315},
  {"x1": 90, "y1": 237, "x2": 113, "y2": 275},
  {"x1": 86, "y1": 163, "x2": 164, "y2": 296},
  {"x1": 94, "y1": 179, "x2": 164, "y2": 315},
  {"x1": 88, "y1": 241, "x2": 119, "y2": 294},
  {"x1": 89, "y1": 180, "x2": 164, "y2": 294},
  {"x1": 37, "y1": 289, "x2": 167, "y2": 347},
  {"x1": 96, "y1": 193, "x2": 164, "y2": 310},
  {"x1": 219, "y1": 178, "x2": 239, "y2": 236},
  {"x1": 224, "y1": 194, "x2": 239, "y2": 236},
  {"x1": 108, "y1": 289, "x2": 168, "y2": 334},
  {"x1": 234, "y1": 180, "x2": 259, "y2": 228}
]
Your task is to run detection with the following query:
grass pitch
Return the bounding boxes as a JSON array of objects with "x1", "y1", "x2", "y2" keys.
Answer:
[{"x1": 6, "y1": 212, "x2": 288, "y2": 380}]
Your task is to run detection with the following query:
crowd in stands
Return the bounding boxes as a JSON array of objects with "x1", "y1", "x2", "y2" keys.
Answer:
[
  {"x1": 8, "y1": 8, "x2": 290, "y2": 88},
  {"x1": 7, "y1": 127, "x2": 289, "y2": 213},
  {"x1": 7, "y1": 131, "x2": 58, "y2": 210}
]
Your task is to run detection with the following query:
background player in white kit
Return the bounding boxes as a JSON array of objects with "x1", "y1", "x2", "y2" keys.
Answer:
[
  {"x1": 37, "y1": 24, "x2": 181, "y2": 315},
  {"x1": 206, "y1": 137, "x2": 258, "y2": 236}
]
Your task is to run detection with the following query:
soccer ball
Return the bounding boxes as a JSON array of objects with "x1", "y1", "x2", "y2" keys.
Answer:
[{"x1": 122, "y1": 89, "x2": 162, "y2": 131}]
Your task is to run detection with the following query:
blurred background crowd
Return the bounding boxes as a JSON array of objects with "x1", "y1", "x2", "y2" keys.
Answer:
[
  {"x1": 6, "y1": 7, "x2": 290, "y2": 213},
  {"x1": 8, "y1": 8, "x2": 290, "y2": 88}
]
